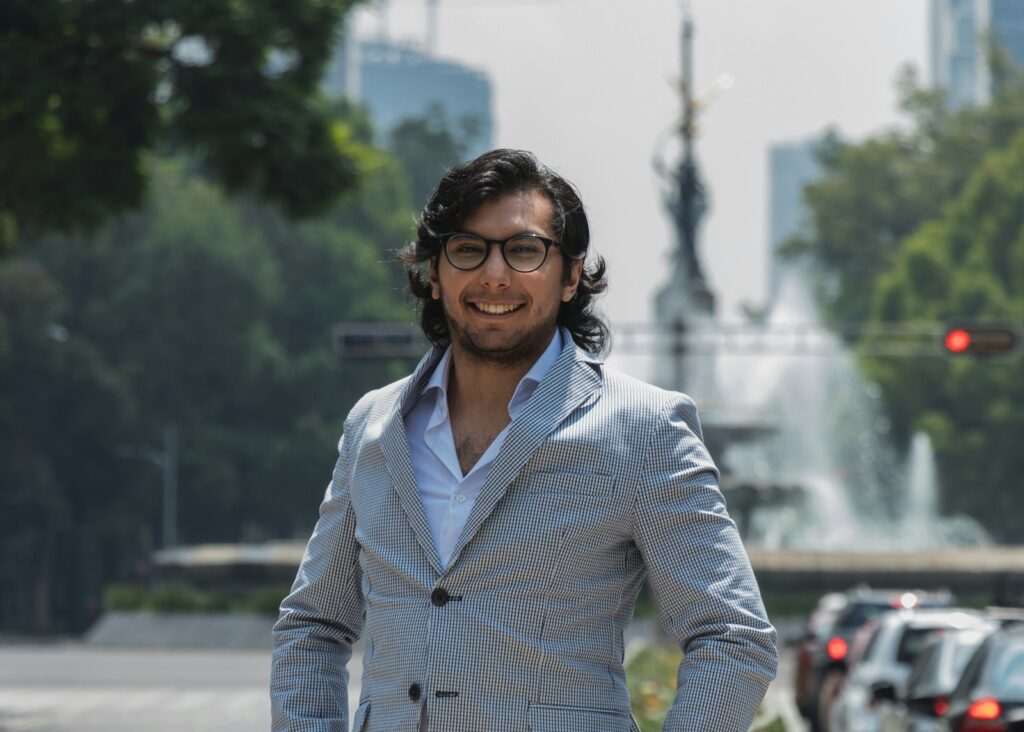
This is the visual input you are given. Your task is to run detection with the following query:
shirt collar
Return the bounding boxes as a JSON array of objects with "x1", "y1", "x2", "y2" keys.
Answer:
[
  {"x1": 421, "y1": 327, "x2": 565, "y2": 421},
  {"x1": 508, "y1": 327, "x2": 563, "y2": 419}
]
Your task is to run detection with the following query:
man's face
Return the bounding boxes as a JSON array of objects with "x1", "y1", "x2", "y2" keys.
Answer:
[{"x1": 429, "y1": 189, "x2": 583, "y2": 367}]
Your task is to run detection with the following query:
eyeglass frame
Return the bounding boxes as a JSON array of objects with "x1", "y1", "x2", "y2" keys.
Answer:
[{"x1": 438, "y1": 232, "x2": 571, "y2": 273}]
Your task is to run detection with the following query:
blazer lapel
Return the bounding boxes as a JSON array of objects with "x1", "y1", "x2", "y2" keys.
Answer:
[
  {"x1": 443, "y1": 340, "x2": 603, "y2": 571},
  {"x1": 379, "y1": 345, "x2": 447, "y2": 575}
]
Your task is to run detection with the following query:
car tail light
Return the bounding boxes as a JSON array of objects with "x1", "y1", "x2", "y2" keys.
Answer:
[
  {"x1": 826, "y1": 637, "x2": 848, "y2": 661},
  {"x1": 959, "y1": 698, "x2": 1005, "y2": 732},
  {"x1": 967, "y1": 699, "x2": 1000, "y2": 719},
  {"x1": 934, "y1": 696, "x2": 949, "y2": 716}
]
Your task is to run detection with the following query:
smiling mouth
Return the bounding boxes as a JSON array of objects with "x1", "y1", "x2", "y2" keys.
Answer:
[{"x1": 470, "y1": 302, "x2": 524, "y2": 315}]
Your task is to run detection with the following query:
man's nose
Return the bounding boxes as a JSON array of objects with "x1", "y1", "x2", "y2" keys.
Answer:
[{"x1": 478, "y1": 242, "x2": 511, "y2": 286}]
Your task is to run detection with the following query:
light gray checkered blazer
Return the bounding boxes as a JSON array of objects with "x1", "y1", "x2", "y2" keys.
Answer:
[{"x1": 271, "y1": 336, "x2": 777, "y2": 731}]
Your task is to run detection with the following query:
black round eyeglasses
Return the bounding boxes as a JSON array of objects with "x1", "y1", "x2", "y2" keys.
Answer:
[{"x1": 440, "y1": 232, "x2": 560, "y2": 273}]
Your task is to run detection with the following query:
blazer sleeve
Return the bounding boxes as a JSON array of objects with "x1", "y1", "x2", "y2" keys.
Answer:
[
  {"x1": 271, "y1": 421, "x2": 365, "y2": 732},
  {"x1": 632, "y1": 392, "x2": 778, "y2": 732}
]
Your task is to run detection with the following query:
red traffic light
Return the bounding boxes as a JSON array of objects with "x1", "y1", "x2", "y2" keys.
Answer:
[
  {"x1": 943, "y1": 324, "x2": 1018, "y2": 356},
  {"x1": 944, "y1": 328, "x2": 972, "y2": 353}
]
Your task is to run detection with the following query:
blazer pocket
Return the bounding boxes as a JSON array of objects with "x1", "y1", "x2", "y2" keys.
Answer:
[
  {"x1": 523, "y1": 470, "x2": 615, "y2": 496},
  {"x1": 352, "y1": 699, "x2": 370, "y2": 732},
  {"x1": 528, "y1": 703, "x2": 631, "y2": 731}
]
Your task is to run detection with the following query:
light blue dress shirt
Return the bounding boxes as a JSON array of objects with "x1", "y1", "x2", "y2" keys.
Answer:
[{"x1": 404, "y1": 328, "x2": 564, "y2": 568}]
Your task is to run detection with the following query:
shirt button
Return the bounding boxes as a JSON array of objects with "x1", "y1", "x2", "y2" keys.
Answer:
[
  {"x1": 431, "y1": 587, "x2": 450, "y2": 607},
  {"x1": 409, "y1": 683, "x2": 422, "y2": 701},
  {"x1": 456, "y1": 494, "x2": 466, "y2": 503}
]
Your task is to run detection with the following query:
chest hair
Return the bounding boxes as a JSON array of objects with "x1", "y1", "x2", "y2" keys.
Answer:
[{"x1": 452, "y1": 419, "x2": 508, "y2": 476}]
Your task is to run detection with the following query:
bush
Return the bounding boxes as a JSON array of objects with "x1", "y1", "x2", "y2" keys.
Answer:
[
  {"x1": 626, "y1": 643, "x2": 785, "y2": 731},
  {"x1": 627, "y1": 644, "x2": 681, "y2": 731},
  {"x1": 231, "y1": 587, "x2": 289, "y2": 615},
  {"x1": 147, "y1": 585, "x2": 218, "y2": 612},
  {"x1": 103, "y1": 584, "x2": 149, "y2": 611},
  {"x1": 100, "y1": 583, "x2": 289, "y2": 615}
]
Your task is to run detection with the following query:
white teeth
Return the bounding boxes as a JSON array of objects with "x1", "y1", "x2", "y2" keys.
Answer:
[{"x1": 474, "y1": 303, "x2": 520, "y2": 314}]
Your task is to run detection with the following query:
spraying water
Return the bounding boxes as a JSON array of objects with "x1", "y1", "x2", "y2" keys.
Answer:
[
  {"x1": 708, "y1": 269, "x2": 989, "y2": 550},
  {"x1": 904, "y1": 431, "x2": 939, "y2": 538},
  {"x1": 900, "y1": 430, "x2": 990, "y2": 547}
]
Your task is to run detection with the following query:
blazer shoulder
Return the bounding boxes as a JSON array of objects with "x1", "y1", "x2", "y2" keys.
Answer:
[
  {"x1": 599, "y1": 367, "x2": 706, "y2": 442},
  {"x1": 600, "y1": 365, "x2": 699, "y2": 414},
  {"x1": 343, "y1": 374, "x2": 412, "y2": 433}
]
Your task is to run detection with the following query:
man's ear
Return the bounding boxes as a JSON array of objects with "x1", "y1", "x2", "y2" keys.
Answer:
[
  {"x1": 562, "y1": 259, "x2": 584, "y2": 302},
  {"x1": 428, "y1": 259, "x2": 441, "y2": 300}
]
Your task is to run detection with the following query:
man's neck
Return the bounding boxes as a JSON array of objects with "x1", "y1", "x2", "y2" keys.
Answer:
[
  {"x1": 447, "y1": 354, "x2": 529, "y2": 416},
  {"x1": 446, "y1": 330, "x2": 556, "y2": 418}
]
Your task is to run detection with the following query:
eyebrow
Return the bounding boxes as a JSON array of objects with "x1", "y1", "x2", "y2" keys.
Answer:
[{"x1": 456, "y1": 229, "x2": 551, "y2": 239}]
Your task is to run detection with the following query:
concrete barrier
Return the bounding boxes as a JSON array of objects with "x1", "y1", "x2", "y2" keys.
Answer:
[
  {"x1": 749, "y1": 547, "x2": 1024, "y2": 600},
  {"x1": 85, "y1": 611, "x2": 275, "y2": 649}
]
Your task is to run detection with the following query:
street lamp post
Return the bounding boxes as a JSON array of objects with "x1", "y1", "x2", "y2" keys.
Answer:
[
  {"x1": 160, "y1": 425, "x2": 178, "y2": 548},
  {"x1": 117, "y1": 424, "x2": 179, "y2": 548}
]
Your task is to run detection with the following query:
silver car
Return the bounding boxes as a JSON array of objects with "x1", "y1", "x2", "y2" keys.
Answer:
[
  {"x1": 879, "y1": 623, "x2": 996, "y2": 732},
  {"x1": 830, "y1": 609, "x2": 990, "y2": 732}
]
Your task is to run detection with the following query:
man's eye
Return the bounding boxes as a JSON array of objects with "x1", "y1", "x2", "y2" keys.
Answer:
[
  {"x1": 448, "y1": 236, "x2": 482, "y2": 249},
  {"x1": 509, "y1": 240, "x2": 543, "y2": 254}
]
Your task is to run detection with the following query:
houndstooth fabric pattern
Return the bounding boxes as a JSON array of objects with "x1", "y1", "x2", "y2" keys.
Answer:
[{"x1": 271, "y1": 335, "x2": 778, "y2": 731}]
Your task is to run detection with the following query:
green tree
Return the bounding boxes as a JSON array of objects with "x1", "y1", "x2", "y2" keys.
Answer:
[
  {"x1": 0, "y1": 0, "x2": 366, "y2": 249},
  {"x1": 0, "y1": 259, "x2": 137, "y2": 631},
  {"x1": 792, "y1": 67, "x2": 1024, "y2": 541},
  {"x1": 789, "y1": 67, "x2": 1024, "y2": 328},
  {"x1": 866, "y1": 130, "x2": 1024, "y2": 540},
  {"x1": 0, "y1": 152, "x2": 413, "y2": 632},
  {"x1": 0, "y1": 72, "x2": 487, "y2": 631}
]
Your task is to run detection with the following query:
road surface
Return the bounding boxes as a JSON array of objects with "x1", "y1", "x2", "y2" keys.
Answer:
[
  {"x1": 0, "y1": 641, "x2": 802, "y2": 730},
  {"x1": 0, "y1": 643, "x2": 361, "y2": 731}
]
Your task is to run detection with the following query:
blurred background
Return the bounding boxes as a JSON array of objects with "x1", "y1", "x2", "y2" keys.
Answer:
[{"x1": 2, "y1": 0, "x2": 1024, "y2": 729}]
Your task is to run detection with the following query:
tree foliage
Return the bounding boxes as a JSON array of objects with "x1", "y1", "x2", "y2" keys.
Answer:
[
  {"x1": 0, "y1": 0, "x2": 366, "y2": 249},
  {"x1": 867, "y1": 130, "x2": 1024, "y2": 541},
  {"x1": 789, "y1": 67, "x2": 1024, "y2": 327},
  {"x1": 793, "y1": 67, "x2": 1024, "y2": 541},
  {"x1": 0, "y1": 154, "x2": 415, "y2": 633},
  {"x1": 0, "y1": 0, "x2": 489, "y2": 632}
]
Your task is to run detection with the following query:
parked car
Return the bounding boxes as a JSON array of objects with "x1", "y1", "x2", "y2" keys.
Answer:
[
  {"x1": 878, "y1": 622, "x2": 996, "y2": 732},
  {"x1": 796, "y1": 592, "x2": 850, "y2": 718},
  {"x1": 938, "y1": 623, "x2": 1024, "y2": 732},
  {"x1": 829, "y1": 608, "x2": 990, "y2": 732},
  {"x1": 800, "y1": 587, "x2": 954, "y2": 732}
]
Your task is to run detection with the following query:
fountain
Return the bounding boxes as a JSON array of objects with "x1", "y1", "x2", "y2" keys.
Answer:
[
  {"x1": 647, "y1": 9, "x2": 990, "y2": 553},
  {"x1": 709, "y1": 269, "x2": 990, "y2": 550},
  {"x1": 900, "y1": 430, "x2": 991, "y2": 548}
]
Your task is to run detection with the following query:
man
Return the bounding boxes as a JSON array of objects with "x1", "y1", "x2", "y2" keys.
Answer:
[{"x1": 271, "y1": 149, "x2": 777, "y2": 731}]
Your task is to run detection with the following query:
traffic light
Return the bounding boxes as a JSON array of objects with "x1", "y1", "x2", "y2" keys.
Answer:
[{"x1": 942, "y1": 323, "x2": 1019, "y2": 356}]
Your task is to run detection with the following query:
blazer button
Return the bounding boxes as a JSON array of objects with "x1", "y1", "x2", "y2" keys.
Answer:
[
  {"x1": 431, "y1": 587, "x2": 450, "y2": 607},
  {"x1": 409, "y1": 683, "x2": 422, "y2": 701}
]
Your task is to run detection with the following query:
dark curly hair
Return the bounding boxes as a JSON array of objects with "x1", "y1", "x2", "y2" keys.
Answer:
[{"x1": 397, "y1": 149, "x2": 609, "y2": 355}]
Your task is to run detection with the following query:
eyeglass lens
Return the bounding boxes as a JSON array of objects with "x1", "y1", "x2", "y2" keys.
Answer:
[{"x1": 445, "y1": 235, "x2": 548, "y2": 272}]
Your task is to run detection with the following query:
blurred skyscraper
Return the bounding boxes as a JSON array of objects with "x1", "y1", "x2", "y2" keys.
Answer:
[
  {"x1": 766, "y1": 138, "x2": 821, "y2": 308},
  {"x1": 323, "y1": 27, "x2": 493, "y2": 157},
  {"x1": 930, "y1": 0, "x2": 1024, "y2": 109}
]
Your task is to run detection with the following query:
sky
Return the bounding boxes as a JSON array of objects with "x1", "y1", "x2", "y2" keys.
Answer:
[{"x1": 351, "y1": 0, "x2": 929, "y2": 375}]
